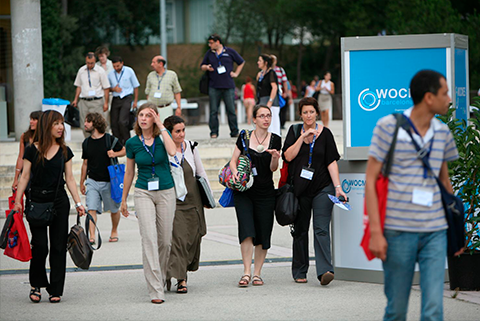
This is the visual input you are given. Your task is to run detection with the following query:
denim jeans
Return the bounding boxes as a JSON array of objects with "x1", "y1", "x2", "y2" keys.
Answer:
[
  {"x1": 382, "y1": 229, "x2": 447, "y2": 321},
  {"x1": 208, "y1": 87, "x2": 238, "y2": 137}
]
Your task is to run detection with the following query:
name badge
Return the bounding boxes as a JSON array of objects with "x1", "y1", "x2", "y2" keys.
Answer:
[
  {"x1": 217, "y1": 66, "x2": 226, "y2": 74},
  {"x1": 147, "y1": 177, "x2": 160, "y2": 191},
  {"x1": 412, "y1": 188, "x2": 434, "y2": 207},
  {"x1": 88, "y1": 90, "x2": 96, "y2": 97},
  {"x1": 252, "y1": 166, "x2": 258, "y2": 177},
  {"x1": 154, "y1": 92, "x2": 162, "y2": 98},
  {"x1": 300, "y1": 166, "x2": 315, "y2": 180}
]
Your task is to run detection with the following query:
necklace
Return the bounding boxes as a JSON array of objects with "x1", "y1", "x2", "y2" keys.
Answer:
[{"x1": 254, "y1": 130, "x2": 268, "y2": 152}]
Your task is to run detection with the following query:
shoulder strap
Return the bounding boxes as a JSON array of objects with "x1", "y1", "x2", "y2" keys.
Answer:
[
  {"x1": 105, "y1": 133, "x2": 119, "y2": 166},
  {"x1": 383, "y1": 113, "x2": 405, "y2": 177},
  {"x1": 189, "y1": 141, "x2": 198, "y2": 153},
  {"x1": 292, "y1": 123, "x2": 302, "y2": 139}
]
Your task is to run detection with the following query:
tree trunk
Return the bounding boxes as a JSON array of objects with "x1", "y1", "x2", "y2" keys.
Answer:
[
  {"x1": 322, "y1": 36, "x2": 336, "y2": 74},
  {"x1": 296, "y1": 27, "x2": 305, "y2": 92}
]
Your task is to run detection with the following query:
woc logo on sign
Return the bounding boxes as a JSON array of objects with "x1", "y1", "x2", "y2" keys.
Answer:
[
  {"x1": 358, "y1": 87, "x2": 411, "y2": 111},
  {"x1": 341, "y1": 179, "x2": 365, "y2": 194}
]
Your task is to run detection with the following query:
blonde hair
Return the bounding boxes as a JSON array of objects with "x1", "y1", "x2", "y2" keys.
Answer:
[{"x1": 134, "y1": 102, "x2": 161, "y2": 137}]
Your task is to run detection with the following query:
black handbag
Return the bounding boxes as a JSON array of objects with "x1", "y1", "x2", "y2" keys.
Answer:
[
  {"x1": 64, "y1": 104, "x2": 81, "y2": 128},
  {"x1": 400, "y1": 115, "x2": 465, "y2": 256},
  {"x1": 0, "y1": 210, "x2": 15, "y2": 249},
  {"x1": 275, "y1": 184, "x2": 298, "y2": 226},
  {"x1": 199, "y1": 72, "x2": 209, "y2": 95},
  {"x1": 67, "y1": 213, "x2": 102, "y2": 270},
  {"x1": 25, "y1": 157, "x2": 64, "y2": 227}
]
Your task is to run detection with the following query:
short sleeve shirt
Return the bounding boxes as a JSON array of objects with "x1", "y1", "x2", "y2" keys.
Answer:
[
  {"x1": 145, "y1": 70, "x2": 182, "y2": 105},
  {"x1": 74, "y1": 65, "x2": 110, "y2": 98},
  {"x1": 257, "y1": 69, "x2": 278, "y2": 99},
  {"x1": 24, "y1": 145, "x2": 74, "y2": 191},
  {"x1": 125, "y1": 135, "x2": 174, "y2": 190},
  {"x1": 368, "y1": 108, "x2": 459, "y2": 232},
  {"x1": 282, "y1": 125, "x2": 340, "y2": 197},
  {"x1": 82, "y1": 134, "x2": 124, "y2": 182},
  {"x1": 201, "y1": 47, "x2": 245, "y2": 89},
  {"x1": 108, "y1": 66, "x2": 140, "y2": 98}
]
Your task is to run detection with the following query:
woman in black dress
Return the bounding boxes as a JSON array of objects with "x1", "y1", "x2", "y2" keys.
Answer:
[
  {"x1": 13, "y1": 110, "x2": 85, "y2": 303},
  {"x1": 256, "y1": 54, "x2": 280, "y2": 136},
  {"x1": 229, "y1": 105, "x2": 281, "y2": 287}
]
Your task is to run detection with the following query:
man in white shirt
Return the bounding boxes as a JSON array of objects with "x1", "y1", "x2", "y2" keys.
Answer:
[
  {"x1": 72, "y1": 52, "x2": 110, "y2": 137},
  {"x1": 108, "y1": 56, "x2": 140, "y2": 145}
]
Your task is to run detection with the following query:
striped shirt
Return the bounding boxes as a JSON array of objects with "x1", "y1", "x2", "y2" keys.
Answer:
[
  {"x1": 145, "y1": 69, "x2": 182, "y2": 106},
  {"x1": 369, "y1": 107, "x2": 459, "y2": 232}
]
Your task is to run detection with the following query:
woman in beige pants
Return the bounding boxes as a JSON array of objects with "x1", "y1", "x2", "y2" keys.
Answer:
[{"x1": 120, "y1": 102, "x2": 177, "y2": 304}]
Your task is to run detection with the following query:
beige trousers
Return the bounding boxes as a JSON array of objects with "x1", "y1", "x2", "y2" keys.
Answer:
[
  {"x1": 78, "y1": 98, "x2": 105, "y2": 137},
  {"x1": 134, "y1": 187, "x2": 176, "y2": 301}
]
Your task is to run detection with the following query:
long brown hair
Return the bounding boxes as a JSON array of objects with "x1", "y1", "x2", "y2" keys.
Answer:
[
  {"x1": 33, "y1": 110, "x2": 68, "y2": 164},
  {"x1": 134, "y1": 102, "x2": 161, "y2": 137},
  {"x1": 23, "y1": 110, "x2": 42, "y2": 145}
]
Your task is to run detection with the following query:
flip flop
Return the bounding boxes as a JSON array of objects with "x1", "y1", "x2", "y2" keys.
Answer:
[
  {"x1": 109, "y1": 237, "x2": 119, "y2": 242},
  {"x1": 89, "y1": 238, "x2": 95, "y2": 245}
]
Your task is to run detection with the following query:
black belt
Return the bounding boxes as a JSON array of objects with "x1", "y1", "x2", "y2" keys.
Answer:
[
  {"x1": 158, "y1": 103, "x2": 171, "y2": 108},
  {"x1": 81, "y1": 97, "x2": 102, "y2": 101},
  {"x1": 113, "y1": 94, "x2": 133, "y2": 100}
]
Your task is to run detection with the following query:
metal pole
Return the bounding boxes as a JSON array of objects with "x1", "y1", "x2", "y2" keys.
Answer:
[{"x1": 160, "y1": 0, "x2": 167, "y2": 60}]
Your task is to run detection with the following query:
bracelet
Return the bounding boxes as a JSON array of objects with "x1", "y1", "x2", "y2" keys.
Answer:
[
  {"x1": 16, "y1": 168, "x2": 21, "y2": 172},
  {"x1": 160, "y1": 128, "x2": 167, "y2": 132},
  {"x1": 335, "y1": 185, "x2": 341, "y2": 189},
  {"x1": 75, "y1": 202, "x2": 82, "y2": 208},
  {"x1": 268, "y1": 98, "x2": 274, "y2": 102}
]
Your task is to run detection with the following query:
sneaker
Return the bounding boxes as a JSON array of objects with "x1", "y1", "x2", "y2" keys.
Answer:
[{"x1": 319, "y1": 271, "x2": 334, "y2": 286}]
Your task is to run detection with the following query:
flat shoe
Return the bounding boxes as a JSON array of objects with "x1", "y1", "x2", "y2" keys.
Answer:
[
  {"x1": 109, "y1": 236, "x2": 119, "y2": 242},
  {"x1": 238, "y1": 274, "x2": 250, "y2": 287},
  {"x1": 151, "y1": 299, "x2": 165, "y2": 304},
  {"x1": 49, "y1": 296, "x2": 61, "y2": 303},
  {"x1": 29, "y1": 287, "x2": 41, "y2": 303},
  {"x1": 252, "y1": 275, "x2": 264, "y2": 286},
  {"x1": 294, "y1": 278, "x2": 308, "y2": 283},
  {"x1": 320, "y1": 272, "x2": 334, "y2": 286}
]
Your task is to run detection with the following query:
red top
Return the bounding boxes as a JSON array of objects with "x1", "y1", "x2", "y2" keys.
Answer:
[{"x1": 243, "y1": 83, "x2": 254, "y2": 99}]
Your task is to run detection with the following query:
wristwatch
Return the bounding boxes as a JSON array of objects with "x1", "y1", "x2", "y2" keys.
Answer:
[
  {"x1": 268, "y1": 98, "x2": 274, "y2": 102},
  {"x1": 75, "y1": 202, "x2": 82, "y2": 209}
]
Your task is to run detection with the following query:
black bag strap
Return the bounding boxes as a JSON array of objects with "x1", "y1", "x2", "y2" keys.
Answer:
[
  {"x1": 383, "y1": 113, "x2": 405, "y2": 178},
  {"x1": 240, "y1": 130, "x2": 251, "y2": 158},
  {"x1": 105, "y1": 133, "x2": 119, "y2": 166},
  {"x1": 82, "y1": 213, "x2": 102, "y2": 250}
]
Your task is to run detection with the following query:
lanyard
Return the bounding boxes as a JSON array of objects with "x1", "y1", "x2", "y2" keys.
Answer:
[
  {"x1": 87, "y1": 68, "x2": 92, "y2": 88},
  {"x1": 173, "y1": 142, "x2": 185, "y2": 166},
  {"x1": 215, "y1": 49, "x2": 224, "y2": 66},
  {"x1": 156, "y1": 71, "x2": 166, "y2": 90},
  {"x1": 115, "y1": 68, "x2": 125, "y2": 85},
  {"x1": 303, "y1": 124, "x2": 318, "y2": 168},
  {"x1": 405, "y1": 116, "x2": 434, "y2": 179},
  {"x1": 141, "y1": 135, "x2": 156, "y2": 177}
]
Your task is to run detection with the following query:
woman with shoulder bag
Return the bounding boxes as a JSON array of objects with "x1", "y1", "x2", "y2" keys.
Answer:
[
  {"x1": 120, "y1": 102, "x2": 177, "y2": 304},
  {"x1": 13, "y1": 110, "x2": 86, "y2": 304},
  {"x1": 163, "y1": 115, "x2": 211, "y2": 294},
  {"x1": 282, "y1": 97, "x2": 346, "y2": 286},
  {"x1": 230, "y1": 105, "x2": 281, "y2": 287}
]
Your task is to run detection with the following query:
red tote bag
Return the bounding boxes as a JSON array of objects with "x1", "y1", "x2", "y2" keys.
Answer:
[
  {"x1": 360, "y1": 173, "x2": 389, "y2": 261},
  {"x1": 4, "y1": 211, "x2": 32, "y2": 262}
]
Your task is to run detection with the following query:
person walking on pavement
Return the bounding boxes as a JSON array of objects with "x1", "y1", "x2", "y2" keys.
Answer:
[
  {"x1": 282, "y1": 97, "x2": 346, "y2": 286},
  {"x1": 164, "y1": 115, "x2": 212, "y2": 294},
  {"x1": 13, "y1": 110, "x2": 86, "y2": 304},
  {"x1": 366, "y1": 70, "x2": 461, "y2": 321},
  {"x1": 120, "y1": 102, "x2": 177, "y2": 304},
  {"x1": 80, "y1": 112, "x2": 126, "y2": 244},
  {"x1": 201, "y1": 34, "x2": 245, "y2": 138},
  {"x1": 315, "y1": 71, "x2": 334, "y2": 128},
  {"x1": 108, "y1": 56, "x2": 140, "y2": 145},
  {"x1": 145, "y1": 55, "x2": 182, "y2": 122},
  {"x1": 271, "y1": 55, "x2": 292, "y2": 130},
  {"x1": 230, "y1": 105, "x2": 281, "y2": 287},
  {"x1": 72, "y1": 52, "x2": 110, "y2": 137},
  {"x1": 256, "y1": 54, "x2": 280, "y2": 136}
]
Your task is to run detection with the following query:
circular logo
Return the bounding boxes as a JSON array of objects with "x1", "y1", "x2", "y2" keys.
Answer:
[
  {"x1": 358, "y1": 88, "x2": 381, "y2": 111},
  {"x1": 120, "y1": 183, "x2": 124, "y2": 189},
  {"x1": 341, "y1": 179, "x2": 351, "y2": 194}
]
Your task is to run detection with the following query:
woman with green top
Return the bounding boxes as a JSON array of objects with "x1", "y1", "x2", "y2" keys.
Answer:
[{"x1": 120, "y1": 102, "x2": 177, "y2": 304}]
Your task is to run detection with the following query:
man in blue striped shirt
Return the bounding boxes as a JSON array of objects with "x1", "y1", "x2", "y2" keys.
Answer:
[{"x1": 365, "y1": 70, "x2": 460, "y2": 321}]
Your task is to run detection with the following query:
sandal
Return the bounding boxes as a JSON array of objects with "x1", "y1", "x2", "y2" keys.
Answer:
[
  {"x1": 151, "y1": 299, "x2": 165, "y2": 304},
  {"x1": 29, "y1": 287, "x2": 41, "y2": 303},
  {"x1": 49, "y1": 295, "x2": 61, "y2": 303},
  {"x1": 89, "y1": 238, "x2": 95, "y2": 246},
  {"x1": 252, "y1": 275, "x2": 264, "y2": 286},
  {"x1": 176, "y1": 279, "x2": 188, "y2": 294},
  {"x1": 295, "y1": 278, "x2": 308, "y2": 283},
  {"x1": 238, "y1": 274, "x2": 251, "y2": 287}
]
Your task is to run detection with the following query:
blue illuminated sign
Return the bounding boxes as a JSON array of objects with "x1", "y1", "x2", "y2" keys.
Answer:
[{"x1": 454, "y1": 49, "x2": 468, "y2": 122}]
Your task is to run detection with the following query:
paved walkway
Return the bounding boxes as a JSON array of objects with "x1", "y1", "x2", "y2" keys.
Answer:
[{"x1": 1, "y1": 121, "x2": 479, "y2": 320}]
